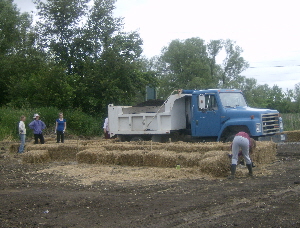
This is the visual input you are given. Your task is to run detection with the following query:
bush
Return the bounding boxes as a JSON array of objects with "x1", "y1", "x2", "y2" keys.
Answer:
[{"x1": 0, "y1": 107, "x2": 103, "y2": 140}]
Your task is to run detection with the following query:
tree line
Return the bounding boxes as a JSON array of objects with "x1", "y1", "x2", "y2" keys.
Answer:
[{"x1": 1, "y1": 0, "x2": 300, "y2": 118}]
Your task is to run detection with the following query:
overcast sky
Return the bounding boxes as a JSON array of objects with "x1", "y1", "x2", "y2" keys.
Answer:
[{"x1": 13, "y1": 0, "x2": 300, "y2": 91}]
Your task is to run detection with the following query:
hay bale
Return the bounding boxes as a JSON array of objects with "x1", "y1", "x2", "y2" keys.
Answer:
[
  {"x1": 103, "y1": 143, "x2": 151, "y2": 151},
  {"x1": 161, "y1": 142, "x2": 229, "y2": 153},
  {"x1": 22, "y1": 150, "x2": 50, "y2": 163},
  {"x1": 199, "y1": 151, "x2": 230, "y2": 177},
  {"x1": 49, "y1": 144, "x2": 80, "y2": 160},
  {"x1": 26, "y1": 144, "x2": 85, "y2": 161},
  {"x1": 9, "y1": 143, "x2": 21, "y2": 153},
  {"x1": 76, "y1": 149, "x2": 102, "y2": 164},
  {"x1": 77, "y1": 149, "x2": 115, "y2": 165},
  {"x1": 142, "y1": 150, "x2": 178, "y2": 168},
  {"x1": 115, "y1": 151, "x2": 144, "y2": 166},
  {"x1": 252, "y1": 141, "x2": 277, "y2": 164}
]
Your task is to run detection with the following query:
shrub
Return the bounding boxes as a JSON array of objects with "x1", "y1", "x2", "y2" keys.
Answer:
[{"x1": 0, "y1": 107, "x2": 103, "y2": 140}]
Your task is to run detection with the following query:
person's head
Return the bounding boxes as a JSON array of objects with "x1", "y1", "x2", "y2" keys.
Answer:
[
  {"x1": 59, "y1": 112, "x2": 63, "y2": 118},
  {"x1": 33, "y1": 113, "x2": 40, "y2": 119},
  {"x1": 20, "y1": 115, "x2": 26, "y2": 121}
]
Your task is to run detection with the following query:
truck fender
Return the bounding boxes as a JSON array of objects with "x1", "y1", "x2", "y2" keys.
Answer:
[{"x1": 218, "y1": 121, "x2": 252, "y2": 142}]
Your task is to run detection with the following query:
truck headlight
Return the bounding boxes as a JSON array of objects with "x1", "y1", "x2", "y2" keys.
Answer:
[
  {"x1": 256, "y1": 123, "x2": 261, "y2": 133},
  {"x1": 279, "y1": 117, "x2": 283, "y2": 132}
]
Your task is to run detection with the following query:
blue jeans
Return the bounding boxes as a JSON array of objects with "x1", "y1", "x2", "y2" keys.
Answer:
[{"x1": 19, "y1": 134, "x2": 26, "y2": 153}]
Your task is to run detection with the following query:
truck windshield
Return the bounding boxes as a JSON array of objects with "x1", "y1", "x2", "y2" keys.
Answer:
[{"x1": 219, "y1": 92, "x2": 247, "y2": 108}]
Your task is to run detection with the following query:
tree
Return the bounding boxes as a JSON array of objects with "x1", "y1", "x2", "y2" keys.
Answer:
[
  {"x1": 156, "y1": 38, "x2": 212, "y2": 98},
  {"x1": 0, "y1": 0, "x2": 40, "y2": 106},
  {"x1": 154, "y1": 38, "x2": 250, "y2": 99},
  {"x1": 207, "y1": 39, "x2": 223, "y2": 80},
  {"x1": 221, "y1": 39, "x2": 249, "y2": 88},
  {"x1": 33, "y1": 0, "x2": 156, "y2": 114},
  {"x1": 34, "y1": 0, "x2": 89, "y2": 74}
]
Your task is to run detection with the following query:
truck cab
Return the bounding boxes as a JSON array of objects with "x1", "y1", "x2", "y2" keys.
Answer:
[{"x1": 185, "y1": 89, "x2": 285, "y2": 142}]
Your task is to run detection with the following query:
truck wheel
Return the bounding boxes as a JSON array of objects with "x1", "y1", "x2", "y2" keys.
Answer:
[
  {"x1": 130, "y1": 136, "x2": 144, "y2": 142},
  {"x1": 224, "y1": 134, "x2": 235, "y2": 143}
]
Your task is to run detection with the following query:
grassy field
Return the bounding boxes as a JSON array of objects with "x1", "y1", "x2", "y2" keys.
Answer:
[{"x1": 281, "y1": 113, "x2": 300, "y2": 131}]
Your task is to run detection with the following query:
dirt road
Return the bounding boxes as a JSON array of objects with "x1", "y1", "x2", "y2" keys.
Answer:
[{"x1": 1, "y1": 142, "x2": 300, "y2": 227}]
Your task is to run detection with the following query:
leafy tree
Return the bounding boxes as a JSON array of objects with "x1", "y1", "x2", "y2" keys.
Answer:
[
  {"x1": 293, "y1": 83, "x2": 300, "y2": 111},
  {"x1": 33, "y1": 0, "x2": 156, "y2": 114},
  {"x1": 0, "y1": 0, "x2": 40, "y2": 106},
  {"x1": 220, "y1": 39, "x2": 249, "y2": 88},
  {"x1": 154, "y1": 38, "x2": 249, "y2": 99},
  {"x1": 207, "y1": 39, "x2": 223, "y2": 81},
  {"x1": 157, "y1": 38, "x2": 212, "y2": 98}
]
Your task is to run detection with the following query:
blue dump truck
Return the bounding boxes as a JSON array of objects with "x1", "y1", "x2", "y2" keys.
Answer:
[{"x1": 108, "y1": 89, "x2": 286, "y2": 142}]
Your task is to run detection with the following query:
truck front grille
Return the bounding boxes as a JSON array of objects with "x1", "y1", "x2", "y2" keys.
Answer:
[{"x1": 262, "y1": 113, "x2": 280, "y2": 134}]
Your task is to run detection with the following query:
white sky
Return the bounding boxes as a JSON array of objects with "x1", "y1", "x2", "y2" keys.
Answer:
[{"x1": 14, "y1": 0, "x2": 300, "y2": 91}]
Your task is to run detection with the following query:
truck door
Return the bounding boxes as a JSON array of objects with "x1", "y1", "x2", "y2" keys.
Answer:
[{"x1": 192, "y1": 93, "x2": 221, "y2": 137}]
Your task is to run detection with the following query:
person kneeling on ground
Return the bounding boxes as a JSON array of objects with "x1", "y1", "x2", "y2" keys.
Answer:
[{"x1": 228, "y1": 132, "x2": 256, "y2": 179}]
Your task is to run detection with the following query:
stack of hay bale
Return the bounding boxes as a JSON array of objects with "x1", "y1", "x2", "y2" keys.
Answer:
[{"x1": 9, "y1": 138, "x2": 278, "y2": 177}]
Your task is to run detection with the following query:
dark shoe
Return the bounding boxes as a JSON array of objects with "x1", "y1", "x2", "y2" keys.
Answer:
[
  {"x1": 246, "y1": 164, "x2": 254, "y2": 178},
  {"x1": 294, "y1": 181, "x2": 300, "y2": 184},
  {"x1": 228, "y1": 164, "x2": 237, "y2": 179},
  {"x1": 228, "y1": 175, "x2": 235, "y2": 180}
]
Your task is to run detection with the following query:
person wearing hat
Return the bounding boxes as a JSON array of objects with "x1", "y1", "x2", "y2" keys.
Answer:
[{"x1": 29, "y1": 114, "x2": 46, "y2": 144}]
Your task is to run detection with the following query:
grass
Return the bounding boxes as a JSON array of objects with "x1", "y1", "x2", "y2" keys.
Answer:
[{"x1": 281, "y1": 113, "x2": 300, "y2": 131}]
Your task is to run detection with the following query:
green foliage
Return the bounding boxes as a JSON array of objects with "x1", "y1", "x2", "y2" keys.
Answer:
[
  {"x1": 281, "y1": 113, "x2": 300, "y2": 131},
  {"x1": 0, "y1": 107, "x2": 101, "y2": 140},
  {"x1": 155, "y1": 38, "x2": 249, "y2": 99},
  {"x1": 66, "y1": 109, "x2": 101, "y2": 136}
]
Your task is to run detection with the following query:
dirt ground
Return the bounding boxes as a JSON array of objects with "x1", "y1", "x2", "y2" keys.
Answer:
[{"x1": 1, "y1": 141, "x2": 300, "y2": 228}]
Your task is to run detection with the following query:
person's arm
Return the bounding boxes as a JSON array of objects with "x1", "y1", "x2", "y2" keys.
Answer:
[
  {"x1": 55, "y1": 120, "x2": 58, "y2": 133},
  {"x1": 64, "y1": 120, "x2": 66, "y2": 132},
  {"x1": 19, "y1": 121, "x2": 24, "y2": 133},
  {"x1": 29, "y1": 121, "x2": 34, "y2": 129}
]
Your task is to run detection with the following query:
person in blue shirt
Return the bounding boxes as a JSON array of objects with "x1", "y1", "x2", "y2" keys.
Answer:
[
  {"x1": 29, "y1": 114, "x2": 46, "y2": 144},
  {"x1": 55, "y1": 112, "x2": 66, "y2": 143}
]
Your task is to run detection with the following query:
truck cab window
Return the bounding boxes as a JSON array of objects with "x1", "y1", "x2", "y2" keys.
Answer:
[
  {"x1": 219, "y1": 92, "x2": 247, "y2": 108},
  {"x1": 198, "y1": 94, "x2": 218, "y2": 111}
]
